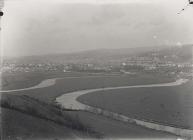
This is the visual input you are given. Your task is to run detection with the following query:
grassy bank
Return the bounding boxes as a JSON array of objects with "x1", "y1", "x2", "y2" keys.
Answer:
[
  {"x1": 0, "y1": 94, "x2": 101, "y2": 140},
  {"x1": 1, "y1": 108, "x2": 76, "y2": 140}
]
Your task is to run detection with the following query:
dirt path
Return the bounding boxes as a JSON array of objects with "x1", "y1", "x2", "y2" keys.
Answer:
[{"x1": 56, "y1": 79, "x2": 193, "y2": 139}]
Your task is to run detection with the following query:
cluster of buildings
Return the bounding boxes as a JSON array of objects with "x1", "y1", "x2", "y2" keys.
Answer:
[
  {"x1": 0, "y1": 63, "x2": 59, "y2": 73},
  {"x1": 1, "y1": 56, "x2": 192, "y2": 78},
  {"x1": 1, "y1": 51, "x2": 193, "y2": 80}
]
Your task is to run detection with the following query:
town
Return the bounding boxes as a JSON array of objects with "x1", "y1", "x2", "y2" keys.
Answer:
[{"x1": 1, "y1": 46, "x2": 193, "y2": 79}]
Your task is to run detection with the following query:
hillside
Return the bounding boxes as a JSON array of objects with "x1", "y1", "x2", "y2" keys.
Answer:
[{"x1": 3, "y1": 45, "x2": 192, "y2": 65}]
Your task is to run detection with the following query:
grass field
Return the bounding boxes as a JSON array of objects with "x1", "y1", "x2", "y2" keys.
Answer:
[
  {"x1": 1, "y1": 71, "x2": 108, "y2": 90},
  {"x1": 1, "y1": 71, "x2": 175, "y2": 91},
  {"x1": 1, "y1": 94, "x2": 178, "y2": 139},
  {"x1": 1, "y1": 108, "x2": 76, "y2": 140},
  {"x1": 77, "y1": 80, "x2": 193, "y2": 130},
  {"x1": 1, "y1": 72, "x2": 182, "y2": 139},
  {"x1": 2, "y1": 108, "x2": 177, "y2": 140},
  {"x1": 6, "y1": 72, "x2": 176, "y2": 103}
]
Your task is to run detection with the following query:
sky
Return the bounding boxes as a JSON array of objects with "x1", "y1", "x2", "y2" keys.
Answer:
[{"x1": 1, "y1": 0, "x2": 193, "y2": 57}]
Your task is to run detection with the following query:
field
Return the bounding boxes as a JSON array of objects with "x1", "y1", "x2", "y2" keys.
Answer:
[
  {"x1": 0, "y1": 72, "x2": 180, "y2": 139},
  {"x1": 77, "y1": 80, "x2": 193, "y2": 129},
  {"x1": 1, "y1": 108, "x2": 76, "y2": 140},
  {"x1": 2, "y1": 108, "x2": 177, "y2": 140},
  {"x1": 4, "y1": 72, "x2": 176, "y2": 103},
  {"x1": 1, "y1": 71, "x2": 110, "y2": 90},
  {"x1": 1, "y1": 93, "x2": 177, "y2": 139}
]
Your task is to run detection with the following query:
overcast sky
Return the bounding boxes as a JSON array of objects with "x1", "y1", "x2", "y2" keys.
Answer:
[{"x1": 1, "y1": 0, "x2": 193, "y2": 57}]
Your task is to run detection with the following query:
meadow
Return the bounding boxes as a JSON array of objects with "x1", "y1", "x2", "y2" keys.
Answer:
[
  {"x1": 1, "y1": 71, "x2": 105, "y2": 90},
  {"x1": 5, "y1": 72, "x2": 176, "y2": 103},
  {"x1": 77, "y1": 80, "x2": 193, "y2": 130},
  {"x1": 1, "y1": 72, "x2": 182, "y2": 139}
]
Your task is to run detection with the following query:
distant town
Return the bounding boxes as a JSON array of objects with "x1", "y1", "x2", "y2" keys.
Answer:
[{"x1": 1, "y1": 46, "x2": 193, "y2": 79}]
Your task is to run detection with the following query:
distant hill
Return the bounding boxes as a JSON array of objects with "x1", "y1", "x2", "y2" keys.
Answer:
[
  {"x1": 3, "y1": 44, "x2": 193, "y2": 65},
  {"x1": 139, "y1": 44, "x2": 193, "y2": 63}
]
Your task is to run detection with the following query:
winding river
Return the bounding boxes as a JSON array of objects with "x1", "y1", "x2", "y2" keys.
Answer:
[
  {"x1": 55, "y1": 78, "x2": 193, "y2": 139},
  {"x1": 1, "y1": 76, "x2": 192, "y2": 138}
]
